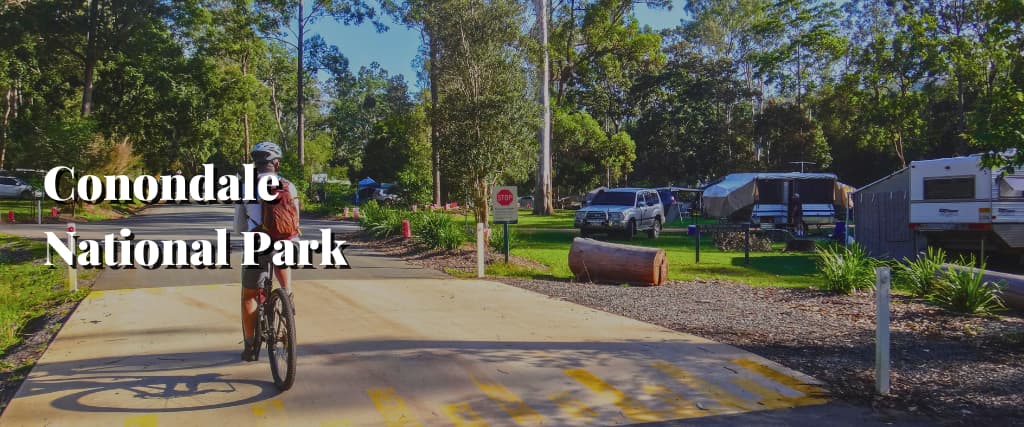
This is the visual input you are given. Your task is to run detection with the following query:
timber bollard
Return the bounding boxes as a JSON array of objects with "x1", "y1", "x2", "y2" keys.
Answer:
[{"x1": 875, "y1": 266, "x2": 891, "y2": 395}]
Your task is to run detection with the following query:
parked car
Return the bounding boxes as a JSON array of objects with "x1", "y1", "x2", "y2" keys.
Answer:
[
  {"x1": 0, "y1": 176, "x2": 39, "y2": 199},
  {"x1": 372, "y1": 184, "x2": 400, "y2": 204},
  {"x1": 573, "y1": 188, "x2": 664, "y2": 239}
]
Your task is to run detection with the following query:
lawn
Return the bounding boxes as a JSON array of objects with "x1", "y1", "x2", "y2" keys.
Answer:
[
  {"x1": 430, "y1": 209, "x2": 820, "y2": 288},
  {"x1": 0, "y1": 199, "x2": 141, "y2": 223},
  {"x1": 505, "y1": 228, "x2": 820, "y2": 288},
  {"x1": 0, "y1": 234, "x2": 86, "y2": 354}
]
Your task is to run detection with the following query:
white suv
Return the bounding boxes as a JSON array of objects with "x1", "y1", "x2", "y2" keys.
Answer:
[{"x1": 0, "y1": 176, "x2": 39, "y2": 199}]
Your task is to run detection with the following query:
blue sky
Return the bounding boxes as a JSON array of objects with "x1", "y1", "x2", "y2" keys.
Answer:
[{"x1": 309, "y1": 1, "x2": 688, "y2": 87}]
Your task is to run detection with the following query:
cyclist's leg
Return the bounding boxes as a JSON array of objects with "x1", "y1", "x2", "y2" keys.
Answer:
[{"x1": 240, "y1": 252, "x2": 271, "y2": 361}]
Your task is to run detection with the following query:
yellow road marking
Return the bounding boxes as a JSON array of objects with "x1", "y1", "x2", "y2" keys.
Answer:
[
  {"x1": 441, "y1": 402, "x2": 489, "y2": 427},
  {"x1": 252, "y1": 399, "x2": 285, "y2": 417},
  {"x1": 652, "y1": 362, "x2": 752, "y2": 412},
  {"x1": 124, "y1": 414, "x2": 158, "y2": 427},
  {"x1": 731, "y1": 359, "x2": 829, "y2": 406},
  {"x1": 367, "y1": 387, "x2": 423, "y2": 427},
  {"x1": 731, "y1": 378, "x2": 794, "y2": 409},
  {"x1": 564, "y1": 368, "x2": 662, "y2": 423},
  {"x1": 549, "y1": 392, "x2": 599, "y2": 421},
  {"x1": 470, "y1": 376, "x2": 544, "y2": 425},
  {"x1": 643, "y1": 384, "x2": 706, "y2": 419}
]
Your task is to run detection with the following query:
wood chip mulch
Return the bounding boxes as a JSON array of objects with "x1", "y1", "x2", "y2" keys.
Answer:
[{"x1": 348, "y1": 232, "x2": 1024, "y2": 426}]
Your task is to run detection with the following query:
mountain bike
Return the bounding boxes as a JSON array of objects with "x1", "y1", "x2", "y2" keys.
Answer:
[{"x1": 251, "y1": 265, "x2": 296, "y2": 391}]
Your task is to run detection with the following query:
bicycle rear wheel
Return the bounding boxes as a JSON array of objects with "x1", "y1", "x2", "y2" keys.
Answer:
[{"x1": 267, "y1": 288, "x2": 296, "y2": 390}]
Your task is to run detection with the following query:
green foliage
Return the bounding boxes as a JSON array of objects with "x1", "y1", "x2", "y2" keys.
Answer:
[
  {"x1": 895, "y1": 247, "x2": 947, "y2": 297},
  {"x1": 755, "y1": 102, "x2": 832, "y2": 171},
  {"x1": 410, "y1": 210, "x2": 466, "y2": 251},
  {"x1": 930, "y1": 256, "x2": 1006, "y2": 315},
  {"x1": 0, "y1": 234, "x2": 85, "y2": 353},
  {"x1": 488, "y1": 226, "x2": 516, "y2": 252},
  {"x1": 815, "y1": 243, "x2": 879, "y2": 294}
]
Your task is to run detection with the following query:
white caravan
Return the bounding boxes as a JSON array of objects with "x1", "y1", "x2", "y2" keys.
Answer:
[{"x1": 909, "y1": 154, "x2": 1024, "y2": 253}]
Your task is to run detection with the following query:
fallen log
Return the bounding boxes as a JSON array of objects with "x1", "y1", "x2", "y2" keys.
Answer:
[{"x1": 568, "y1": 238, "x2": 668, "y2": 285}]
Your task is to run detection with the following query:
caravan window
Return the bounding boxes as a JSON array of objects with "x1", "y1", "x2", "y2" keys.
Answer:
[
  {"x1": 924, "y1": 176, "x2": 975, "y2": 200},
  {"x1": 793, "y1": 180, "x2": 835, "y2": 204}
]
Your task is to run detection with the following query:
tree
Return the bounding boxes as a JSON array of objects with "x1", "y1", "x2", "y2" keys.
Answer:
[
  {"x1": 433, "y1": 0, "x2": 539, "y2": 223},
  {"x1": 754, "y1": 102, "x2": 831, "y2": 171},
  {"x1": 255, "y1": 0, "x2": 377, "y2": 167},
  {"x1": 533, "y1": 0, "x2": 553, "y2": 215}
]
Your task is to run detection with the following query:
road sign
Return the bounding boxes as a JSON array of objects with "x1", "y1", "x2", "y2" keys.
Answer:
[
  {"x1": 67, "y1": 222, "x2": 76, "y2": 233},
  {"x1": 493, "y1": 186, "x2": 518, "y2": 224}
]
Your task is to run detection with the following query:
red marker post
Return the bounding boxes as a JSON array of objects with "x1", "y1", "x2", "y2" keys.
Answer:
[
  {"x1": 402, "y1": 219, "x2": 411, "y2": 239},
  {"x1": 353, "y1": 207, "x2": 360, "y2": 220},
  {"x1": 343, "y1": 207, "x2": 350, "y2": 219},
  {"x1": 7, "y1": 211, "x2": 13, "y2": 223},
  {"x1": 51, "y1": 206, "x2": 59, "y2": 217}
]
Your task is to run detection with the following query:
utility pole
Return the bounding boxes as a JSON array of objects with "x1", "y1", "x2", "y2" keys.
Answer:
[{"x1": 533, "y1": 0, "x2": 553, "y2": 215}]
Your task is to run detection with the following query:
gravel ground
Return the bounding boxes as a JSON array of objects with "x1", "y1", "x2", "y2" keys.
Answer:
[{"x1": 350, "y1": 233, "x2": 1024, "y2": 426}]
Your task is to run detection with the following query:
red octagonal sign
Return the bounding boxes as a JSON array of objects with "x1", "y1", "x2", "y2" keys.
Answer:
[{"x1": 496, "y1": 189, "x2": 514, "y2": 206}]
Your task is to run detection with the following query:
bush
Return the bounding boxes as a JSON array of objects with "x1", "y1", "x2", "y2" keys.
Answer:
[
  {"x1": 815, "y1": 243, "x2": 879, "y2": 294},
  {"x1": 489, "y1": 226, "x2": 516, "y2": 252},
  {"x1": 895, "y1": 246, "x2": 947, "y2": 297},
  {"x1": 357, "y1": 201, "x2": 407, "y2": 238},
  {"x1": 930, "y1": 256, "x2": 1005, "y2": 315},
  {"x1": 712, "y1": 232, "x2": 773, "y2": 252},
  {"x1": 410, "y1": 210, "x2": 466, "y2": 251}
]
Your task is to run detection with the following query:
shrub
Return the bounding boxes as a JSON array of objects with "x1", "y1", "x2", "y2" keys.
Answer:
[
  {"x1": 815, "y1": 243, "x2": 879, "y2": 294},
  {"x1": 895, "y1": 246, "x2": 947, "y2": 297},
  {"x1": 930, "y1": 256, "x2": 1005, "y2": 315},
  {"x1": 410, "y1": 211, "x2": 466, "y2": 251},
  {"x1": 489, "y1": 226, "x2": 516, "y2": 252}
]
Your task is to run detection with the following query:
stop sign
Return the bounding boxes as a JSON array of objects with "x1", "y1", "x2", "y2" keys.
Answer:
[{"x1": 496, "y1": 189, "x2": 514, "y2": 206}]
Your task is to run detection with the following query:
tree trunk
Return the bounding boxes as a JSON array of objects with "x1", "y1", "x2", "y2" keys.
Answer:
[
  {"x1": 241, "y1": 54, "x2": 251, "y2": 163},
  {"x1": 296, "y1": 0, "x2": 306, "y2": 167},
  {"x1": 568, "y1": 238, "x2": 668, "y2": 285},
  {"x1": 0, "y1": 87, "x2": 12, "y2": 171},
  {"x1": 534, "y1": 0, "x2": 554, "y2": 215},
  {"x1": 81, "y1": 0, "x2": 100, "y2": 116},
  {"x1": 429, "y1": 28, "x2": 442, "y2": 206}
]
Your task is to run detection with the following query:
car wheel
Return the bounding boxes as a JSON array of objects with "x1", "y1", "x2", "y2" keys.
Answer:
[
  {"x1": 580, "y1": 229, "x2": 592, "y2": 238},
  {"x1": 624, "y1": 219, "x2": 636, "y2": 240},
  {"x1": 648, "y1": 217, "x2": 662, "y2": 239}
]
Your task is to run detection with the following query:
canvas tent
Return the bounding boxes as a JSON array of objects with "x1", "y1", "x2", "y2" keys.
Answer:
[{"x1": 702, "y1": 172, "x2": 853, "y2": 220}]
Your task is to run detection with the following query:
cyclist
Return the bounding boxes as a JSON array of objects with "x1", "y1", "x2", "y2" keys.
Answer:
[{"x1": 234, "y1": 141, "x2": 300, "y2": 362}]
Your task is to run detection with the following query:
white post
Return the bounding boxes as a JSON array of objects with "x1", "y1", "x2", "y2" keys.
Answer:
[
  {"x1": 67, "y1": 226, "x2": 78, "y2": 292},
  {"x1": 36, "y1": 198, "x2": 42, "y2": 224},
  {"x1": 874, "y1": 267, "x2": 891, "y2": 395},
  {"x1": 476, "y1": 223, "x2": 485, "y2": 278}
]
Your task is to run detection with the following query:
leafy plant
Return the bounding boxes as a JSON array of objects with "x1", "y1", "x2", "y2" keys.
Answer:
[
  {"x1": 815, "y1": 243, "x2": 879, "y2": 294},
  {"x1": 930, "y1": 256, "x2": 1005, "y2": 315},
  {"x1": 410, "y1": 211, "x2": 466, "y2": 251},
  {"x1": 895, "y1": 246, "x2": 947, "y2": 297},
  {"x1": 488, "y1": 226, "x2": 516, "y2": 252}
]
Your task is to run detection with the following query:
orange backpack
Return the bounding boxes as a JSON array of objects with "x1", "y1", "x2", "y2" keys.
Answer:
[{"x1": 259, "y1": 177, "x2": 300, "y2": 240}]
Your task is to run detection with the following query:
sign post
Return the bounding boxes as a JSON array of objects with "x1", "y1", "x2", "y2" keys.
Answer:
[{"x1": 493, "y1": 186, "x2": 518, "y2": 264}]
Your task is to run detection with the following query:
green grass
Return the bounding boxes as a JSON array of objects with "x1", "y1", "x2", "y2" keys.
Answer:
[
  {"x1": 505, "y1": 228, "x2": 819, "y2": 288},
  {"x1": 0, "y1": 234, "x2": 87, "y2": 354}
]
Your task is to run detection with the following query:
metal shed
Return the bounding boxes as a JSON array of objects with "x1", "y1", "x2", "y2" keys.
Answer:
[{"x1": 853, "y1": 167, "x2": 924, "y2": 259}]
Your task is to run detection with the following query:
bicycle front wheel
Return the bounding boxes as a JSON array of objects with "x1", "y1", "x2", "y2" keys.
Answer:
[{"x1": 267, "y1": 288, "x2": 297, "y2": 390}]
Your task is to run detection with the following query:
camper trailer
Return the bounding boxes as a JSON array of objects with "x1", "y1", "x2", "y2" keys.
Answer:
[
  {"x1": 909, "y1": 155, "x2": 1024, "y2": 253},
  {"x1": 703, "y1": 173, "x2": 853, "y2": 226}
]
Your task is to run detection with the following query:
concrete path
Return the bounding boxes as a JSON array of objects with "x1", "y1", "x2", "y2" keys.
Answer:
[{"x1": 0, "y1": 205, "x2": 924, "y2": 426}]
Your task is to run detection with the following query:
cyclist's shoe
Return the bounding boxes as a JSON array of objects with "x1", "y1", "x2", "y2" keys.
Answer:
[{"x1": 241, "y1": 341, "x2": 258, "y2": 362}]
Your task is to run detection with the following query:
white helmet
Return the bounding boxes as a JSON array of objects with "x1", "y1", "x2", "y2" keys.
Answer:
[{"x1": 251, "y1": 141, "x2": 282, "y2": 162}]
